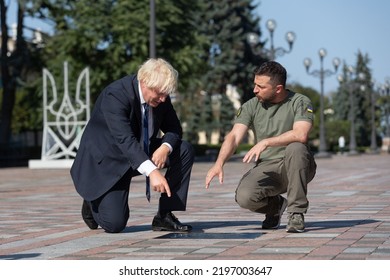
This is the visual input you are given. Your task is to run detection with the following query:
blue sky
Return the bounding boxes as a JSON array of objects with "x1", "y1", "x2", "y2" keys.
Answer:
[
  {"x1": 256, "y1": 0, "x2": 390, "y2": 94},
  {"x1": 7, "y1": 0, "x2": 390, "y2": 94}
]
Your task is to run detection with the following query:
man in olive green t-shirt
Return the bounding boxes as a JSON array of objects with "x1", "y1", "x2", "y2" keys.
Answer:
[{"x1": 205, "y1": 61, "x2": 317, "y2": 233}]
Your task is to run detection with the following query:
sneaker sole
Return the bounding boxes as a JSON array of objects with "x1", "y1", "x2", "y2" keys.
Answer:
[
  {"x1": 152, "y1": 226, "x2": 167, "y2": 231},
  {"x1": 286, "y1": 227, "x2": 305, "y2": 233}
]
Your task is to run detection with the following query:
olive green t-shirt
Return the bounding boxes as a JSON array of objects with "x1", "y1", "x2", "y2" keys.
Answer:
[{"x1": 234, "y1": 90, "x2": 314, "y2": 160}]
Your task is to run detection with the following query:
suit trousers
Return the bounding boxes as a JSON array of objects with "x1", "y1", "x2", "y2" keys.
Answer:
[
  {"x1": 88, "y1": 139, "x2": 194, "y2": 233},
  {"x1": 235, "y1": 142, "x2": 317, "y2": 215}
]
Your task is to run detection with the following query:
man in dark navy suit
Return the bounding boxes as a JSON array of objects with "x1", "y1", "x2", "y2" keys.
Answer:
[{"x1": 71, "y1": 58, "x2": 194, "y2": 233}]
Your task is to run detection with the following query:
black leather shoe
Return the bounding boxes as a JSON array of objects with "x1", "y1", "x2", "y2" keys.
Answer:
[
  {"x1": 81, "y1": 200, "x2": 98, "y2": 230},
  {"x1": 152, "y1": 212, "x2": 192, "y2": 232}
]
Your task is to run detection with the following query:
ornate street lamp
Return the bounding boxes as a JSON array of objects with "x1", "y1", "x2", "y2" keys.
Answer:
[
  {"x1": 247, "y1": 19, "x2": 296, "y2": 60},
  {"x1": 304, "y1": 48, "x2": 340, "y2": 158},
  {"x1": 338, "y1": 66, "x2": 365, "y2": 155}
]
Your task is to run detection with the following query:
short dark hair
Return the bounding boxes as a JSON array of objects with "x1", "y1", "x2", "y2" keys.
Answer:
[{"x1": 253, "y1": 61, "x2": 287, "y2": 87}]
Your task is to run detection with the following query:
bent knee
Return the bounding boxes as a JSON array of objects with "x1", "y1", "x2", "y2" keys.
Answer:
[
  {"x1": 181, "y1": 140, "x2": 195, "y2": 159},
  {"x1": 235, "y1": 187, "x2": 254, "y2": 210},
  {"x1": 100, "y1": 218, "x2": 127, "y2": 233},
  {"x1": 286, "y1": 142, "x2": 306, "y2": 154}
]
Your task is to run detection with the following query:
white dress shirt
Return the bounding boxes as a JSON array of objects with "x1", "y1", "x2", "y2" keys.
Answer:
[{"x1": 136, "y1": 84, "x2": 172, "y2": 177}]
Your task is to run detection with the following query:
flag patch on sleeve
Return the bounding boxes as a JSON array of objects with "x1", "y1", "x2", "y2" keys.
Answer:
[{"x1": 236, "y1": 107, "x2": 242, "y2": 117}]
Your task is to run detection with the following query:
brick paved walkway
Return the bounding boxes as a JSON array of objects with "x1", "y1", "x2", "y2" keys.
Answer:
[{"x1": 1, "y1": 153, "x2": 390, "y2": 260}]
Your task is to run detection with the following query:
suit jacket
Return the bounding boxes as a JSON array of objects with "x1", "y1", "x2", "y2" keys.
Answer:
[{"x1": 70, "y1": 75, "x2": 182, "y2": 201}]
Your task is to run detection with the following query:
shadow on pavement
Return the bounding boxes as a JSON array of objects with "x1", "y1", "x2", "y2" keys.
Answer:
[
  {"x1": 0, "y1": 253, "x2": 41, "y2": 260},
  {"x1": 121, "y1": 219, "x2": 380, "y2": 234},
  {"x1": 307, "y1": 219, "x2": 380, "y2": 231},
  {"x1": 122, "y1": 220, "x2": 263, "y2": 234}
]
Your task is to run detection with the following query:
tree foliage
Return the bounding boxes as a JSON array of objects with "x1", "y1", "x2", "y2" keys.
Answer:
[
  {"x1": 198, "y1": 0, "x2": 263, "y2": 103},
  {"x1": 0, "y1": 0, "x2": 44, "y2": 148},
  {"x1": 32, "y1": 0, "x2": 205, "y2": 101},
  {"x1": 332, "y1": 51, "x2": 374, "y2": 148},
  {"x1": 188, "y1": 0, "x2": 264, "y2": 143}
]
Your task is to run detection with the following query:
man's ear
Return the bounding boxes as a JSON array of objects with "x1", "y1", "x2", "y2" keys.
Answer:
[{"x1": 275, "y1": 84, "x2": 283, "y2": 93}]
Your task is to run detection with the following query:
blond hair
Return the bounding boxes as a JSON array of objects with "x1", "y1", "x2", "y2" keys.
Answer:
[{"x1": 137, "y1": 58, "x2": 178, "y2": 94}]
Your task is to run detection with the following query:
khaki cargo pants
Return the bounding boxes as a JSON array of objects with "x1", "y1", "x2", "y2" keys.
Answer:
[{"x1": 235, "y1": 142, "x2": 317, "y2": 214}]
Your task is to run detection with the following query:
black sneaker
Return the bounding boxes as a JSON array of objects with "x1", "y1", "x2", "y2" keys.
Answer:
[{"x1": 262, "y1": 196, "x2": 287, "y2": 229}]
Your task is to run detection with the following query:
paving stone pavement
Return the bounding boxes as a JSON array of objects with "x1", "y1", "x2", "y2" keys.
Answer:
[{"x1": 0, "y1": 153, "x2": 390, "y2": 260}]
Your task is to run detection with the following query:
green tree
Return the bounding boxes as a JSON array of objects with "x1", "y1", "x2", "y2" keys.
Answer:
[
  {"x1": 376, "y1": 84, "x2": 390, "y2": 138},
  {"x1": 194, "y1": 0, "x2": 265, "y2": 141},
  {"x1": 183, "y1": 100, "x2": 201, "y2": 144},
  {"x1": 1, "y1": 0, "x2": 26, "y2": 146},
  {"x1": 355, "y1": 51, "x2": 373, "y2": 147},
  {"x1": 332, "y1": 64, "x2": 350, "y2": 121},
  {"x1": 198, "y1": 0, "x2": 264, "y2": 103},
  {"x1": 34, "y1": 0, "x2": 205, "y2": 102},
  {"x1": 0, "y1": 0, "x2": 44, "y2": 150},
  {"x1": 326, "y1": 119, "x2": 349, "y2": 152},
  {"x1": 199, "y1": 92, "x2": 215, "y2": 144},
  {"x1": 33, "y1": 0, "x2": 214, "y2": 148},
  {"x1": 218, "y1": 92, "x2": 235, "y2": 142},
  {"x1": 333, "y1": 51, "x2": 373, "y2": 148}
]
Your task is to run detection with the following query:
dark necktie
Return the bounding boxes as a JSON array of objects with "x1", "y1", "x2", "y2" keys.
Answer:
[{"x1": 143, "y1": 103, "x2": 151, "y2": 202}]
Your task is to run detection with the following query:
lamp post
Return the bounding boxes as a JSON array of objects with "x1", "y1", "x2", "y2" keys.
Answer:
[
  {"x1": 369, "y1": 80, "x2": 379, "y2": 154},
  {"x1": 380, "y1": 81, "x2": 390, "y2": 152},
  {"x1": 304, "y1": 48, "x2": 340, "y2": 158},
  {"x1": 247, "y1": 19, "x2": 296, "y2": 60},
  {"x1": 381, "y1": 82, "x2": 390, "y2": 138},
  {"x1": 338, "y1": 66, "x2": 365, "y2": 155},
  {"x1": 149, "y1": 0, "x2": 156, "y2": 58}
]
